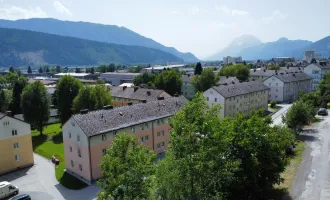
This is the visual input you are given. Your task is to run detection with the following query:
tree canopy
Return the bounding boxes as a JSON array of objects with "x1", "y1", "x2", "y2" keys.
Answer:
[
  {"x1": 154, "y1": 69, "x2": 182, "y2": 96},
  {"x1": 194, "y1": 62, "x2": 203, "y2": 75},
  {"x1": 192, "y1": 68, "x2": 219, "y2": 92},
  {"x1": 27, "y1": 66, "x2": 32, "y2": 74},
  {"x1": 219, "y1": 64, "x2": 250, "y2": 81},
  {"x1": 98, "y1": 133, "x2": 156, "y2": 200},
  {"x1": 9, "y1": 76, "x2": 27, "y2": 114},
  {"x1": 56, "y1": 76, "x2": 82, "y2": 124},
  {"x1": 21, "y1": 81, "x2": 51, "y2": 135}
]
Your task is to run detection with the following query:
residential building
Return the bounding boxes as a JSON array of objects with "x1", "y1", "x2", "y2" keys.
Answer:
[
  {"x1": 223, "y1": 56, "x2": 242, "y2": 64},
  {"x1": 100, "y1": 72, "x2": 140, "y2": 86},
  {"x1": 54, "y1": 73, "x2": 98, "y2": 80},
  {"x1": 110, "y1": 86, "x2": 171, "y2": 107},
  {"x1": 250, "y1": 67, "x2": 303, "y2": 80},
  {"x1": 181, "y1": 75, "x2": 195, "y2": 100},
  {"x1": 204, "y1": 80, "x2": 269, "y2": 118},
  {"x1": 263, "y1": 72, "x2": 312, "y2": 103},
  {"x1": 141, "y1": 64, "x2": 185, "y2": 73},
  {"x1": 0, "y1": 112, "x2": 34, "y2": 175},
  {"x1": 303, "y1": 63, "x2": 330, "y2": 91},
  {"x1": 304, "y1": 50, "x2": 321, "y2": 63},
  {"x1": 272, "y1": 57, "x2": 294, "y2": 62},
  {"x1": 62, "y1": 97, "x2": 186, "y2": 183}
]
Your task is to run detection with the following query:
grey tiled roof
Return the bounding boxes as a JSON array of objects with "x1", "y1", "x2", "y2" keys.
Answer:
[
  {"x1": 218, "y1": 76, "x2": 240, "y2": 85},
  {"x1": 250, "y1": 67, "x2": 302, "y2": 77},
  {"x1": 110, "y1": 86, "x2": 170, "y2": 101},
  {"x1": 14, "y1": 109, "x2": 59, "y2": 121},
  {"x1": 271, "y1": 72, "x2": 312, "y2": 83},
  {"x1": 212, "y1": 80, "x2": 269, "y2": 98},
  {"x1": 314, "y1": 63, "x2": 330, "y2": 69},
  {"x1": 72, "y1": 97, "x2": 187, "y2": 137}
]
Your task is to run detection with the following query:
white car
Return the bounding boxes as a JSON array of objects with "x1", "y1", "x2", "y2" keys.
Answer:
[{"x1": 0, "y1": 181, "x2": 19, "y2": 199}]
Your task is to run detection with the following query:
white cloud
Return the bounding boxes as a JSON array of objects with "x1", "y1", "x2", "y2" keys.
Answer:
[
  {"x1": 260, "y1": 10, "x2": 288, "y2": 24},
  {"x1": 53, "y1": 1, "x2": 72, "y2": 16},
  {"x1": 171, "y1": 10, "x2": 180, "y2": 15},
  {"x1": 191, "y1": 6, "x2": 200, "y2": 14},
  {"x1": 215, "y1": 5, "x2": 249, "y2": 16},
  {"x1": 0, "y1": 5, "x2": 48, "y2": 20}
]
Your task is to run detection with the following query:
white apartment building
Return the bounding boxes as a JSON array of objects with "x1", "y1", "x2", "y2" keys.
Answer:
[
  {"x1": 303, "y1": 63, "x2": 330, "y2": 91},
  {"x1": 223, "y1": 56, "x2": 242, "y2": 64},
  {"x1": 204, "y1": 80, "x2": 269, "y2": 118},
  {"x1": 263, "y1": 72, "x2": 312, "y2": 103}
]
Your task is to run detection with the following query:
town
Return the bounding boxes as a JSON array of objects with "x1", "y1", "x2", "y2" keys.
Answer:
[{"x1": 0, "y1": 2, "x2": 330, "y2": 200}]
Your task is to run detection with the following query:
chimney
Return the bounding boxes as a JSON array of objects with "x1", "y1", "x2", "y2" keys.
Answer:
[
  {"x1": 80, "y1": 109, "x2": 89, "y2": 114},
  {"x1": 103, "y1": 105, "x2": 113, "y2": 110},
  {"x1": 147, "y1": 91, "x2": 151, "y2": 96},
  {"x1": 253, "y1": 69, "x2": 256, "y2": 72},
  {"x1": 6, "y1": 111, "x2": 12, "y2": 117},
  {"x1": 157, "y1": 96, "x2": 165, "y2": 100},
  {"x1": 187, "y1": 74, "x2": 190, "y2": 77},
  {"x1": 128, "y1": 102, "x2": 133, "y2": 106},
  {"x1": 123, "y1": 86, "x2": 127, "y2": 91},
  {"x1": 293, "y1": 74, "x2": 296, "y2": 77},
  {"x1": 263, "y1": 69, "x2": 266, "y2": 72},
  {"x1": 141, "y1": 100, "x2": 147, "y2": 103},
  {"x1": 134, "y1": 87, "x2": 138, "y2": 92},
  {"x1": 232, "y1": 81, "x2": 235, "y2": 84}
]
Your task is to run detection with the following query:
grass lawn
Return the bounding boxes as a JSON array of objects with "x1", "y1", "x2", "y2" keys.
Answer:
[
  {"x1": 271, "y1": 141, "x2": 306, "y2": 197},
  {"x1": 32, "y1": 123, "x2": 87, "y2": 190},
  {"x1": 268, "y1": 105, "x2": 281, "y2": 113}
]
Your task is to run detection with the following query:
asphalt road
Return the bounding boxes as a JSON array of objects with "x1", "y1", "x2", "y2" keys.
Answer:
[{"x1": 290, "y1": 112, "x2": 330, "y2": 200}]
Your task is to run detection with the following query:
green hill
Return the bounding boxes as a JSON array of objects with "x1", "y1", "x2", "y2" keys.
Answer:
[{"x1": 0, "y1": 28, "x2": 183, "y2": 67}]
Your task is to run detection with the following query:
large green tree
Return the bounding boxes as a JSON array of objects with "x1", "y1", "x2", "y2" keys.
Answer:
[
  {"x1": 0, "y1": 89, "x2": 12, "y2": 112},
  {"x1": 133, "y1": 72, "x2": 156, "y2": 87},
  {"x1": 98, "y1": 133, "x2": 156, "y2": 200},
  {"x1": 192, "y1": 68, "x2": 219, "y2": 92},
  {"x1": 194, "y1": 62, "x2": 203, "y2": 75},
  {"x1": 219, "y1": 64, "x2": 250, "y2": 81},
  {"x1": 27, "y1": 66, "x2": 32, "y2": 74},
  {"x1": 21, "y1": 81, "x2": 51, "y2": 135},
  {"x1": 154, "y1": 69, "x2": 182, "y2": 96},
  {"x1": 56, "y1": 65, "x2": 62, "y2": 73},
  {"x1": 56, "y1": 76, "x2": 82, "y2": 124},
  {"x1": 9, "y1": 76, "x2": 27, "y2": 114}
]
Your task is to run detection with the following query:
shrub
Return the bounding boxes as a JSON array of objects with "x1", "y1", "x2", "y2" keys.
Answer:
[{"x1": 270, "y1": 100, "x2": 277, "y2": 108}]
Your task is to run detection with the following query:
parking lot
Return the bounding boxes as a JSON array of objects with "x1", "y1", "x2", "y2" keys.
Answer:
[{"x1": 0, "y1": 154, "x2": 97, "y2": 200}]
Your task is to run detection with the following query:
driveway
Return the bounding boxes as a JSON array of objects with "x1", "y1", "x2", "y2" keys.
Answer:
[
  {"x1": 0, "y1": 154, "x2": 98, "y2": 200},
  {"x1": 271, "y1": 104, "x2": 292, "y2": 126},
  {"x1": 290, "y1": 113, "x2": 330, "y2": 200}
]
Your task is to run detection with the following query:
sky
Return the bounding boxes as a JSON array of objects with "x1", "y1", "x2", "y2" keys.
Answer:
[{"x1": 0, "y1": 0, "x2": 330, "y2": 59}]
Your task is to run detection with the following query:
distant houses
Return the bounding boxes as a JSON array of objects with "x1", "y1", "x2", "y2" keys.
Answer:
[{"x1": 303, "y1": 63, "x2": 330, "y2": 91}]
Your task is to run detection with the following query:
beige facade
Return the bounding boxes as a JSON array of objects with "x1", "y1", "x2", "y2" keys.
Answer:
[{"x1": 0, "y1": 115, "x2": 33, "y2": 175}]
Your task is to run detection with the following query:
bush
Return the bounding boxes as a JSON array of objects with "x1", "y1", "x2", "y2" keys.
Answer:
[{"x1": 270, "y1": 100, "x2": 277, "y2": 108}]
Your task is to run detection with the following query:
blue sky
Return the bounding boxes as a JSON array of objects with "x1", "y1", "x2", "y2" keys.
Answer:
[{"x1": 0, "y1": 0, "x2": 329, "y2": 58}]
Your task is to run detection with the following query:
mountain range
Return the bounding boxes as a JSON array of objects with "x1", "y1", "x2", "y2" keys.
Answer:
[
  {"x1": 0, "y1": 18, "x2": 199, "y2": 62},
  {"x1": 208, "y1": 35, "x2": 330, "y2": 61},
  {"x1": 0, "y1": 28, "x2": 183, "y2": 67}
]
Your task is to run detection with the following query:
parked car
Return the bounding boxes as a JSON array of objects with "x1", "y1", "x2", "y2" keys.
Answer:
[
  {"x1": 10, "y1": 194, "x2": 31, "y2": 200},
  {"x1": 0, "y1": 181, "x2": 19, "y2": 199},
  {"x1": 318, "y1": 108, "x2": 328, "y2": 116}
]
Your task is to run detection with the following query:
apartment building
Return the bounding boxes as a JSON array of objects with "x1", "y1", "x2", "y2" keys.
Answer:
[
  {"x1": 0, "y1": 112, "x2": 34, "y2": 175},
  {"x1": 263, "y1": 72, "x2": 312, "y2": 103},
  {"x1": 62, "y1": 97, "x2": 186, "y2": 183},
  {"x1": 303, "y1": 63, "x2": 330, "y2": 91},
  {"x1": 110, "y1": 86, "x2": 171, "y2": 107},
  {"x1": 223, "y1": 56, "x2": 242, "y2": 64},
  {"x1": 100, "y1": 72, "x2": 141, "y2": 86},
  {"x1": 181, "y1": 75, "x2": 195, "y2": 100},
  {"x1": 204, "y1": 80, "x2": 269, "y2": 118},
  {"x1": 250, "y1": 67, "x2": 303, "y2": 80}
]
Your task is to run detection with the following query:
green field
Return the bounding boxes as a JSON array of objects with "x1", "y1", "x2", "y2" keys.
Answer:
[{"x1": 32, "y1": 123, "x2": 87, "y2": 190}]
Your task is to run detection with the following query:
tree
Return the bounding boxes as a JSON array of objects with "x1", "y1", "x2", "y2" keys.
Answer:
[
  {"x1": 268, "y1": 65, "x2": 280, "y2": 70},
  {"x1": 133, "y1": 72, "x2": 156, "y2": 87},
  {"x1": 194, "y1": 62, "x2": 203, "y2": 75},
  {"x1": 282, "y1": 100, "x2": 313, "y2": 134},
  {"x1": 192, "y1": 68, "x2": 219, "y2": 92},
  {"x1": 0, "y1": 89, "x2": 12, "y2": 112},
  {"x1": 91, "y1": 67, "x2": 95, "y2": 74},
  {"x1": 21, "y1": 81, "x2": 51, "y2": 135},
  {"x1": 219, "y1": 64, "x2": 250, "y2": 81},
  {"x1": 72, "y1": 84, "x2": 112, "y2": 113},
  {"x1": 56, "y1": 65, "x2": 61, "y2": 73},
  {"x1": 9, "y1": 67, "x2": 15, "y2": 73},
  {"x1": 5, "y1": 72, "x2": 19, "y2": 86},
  {"x1": 38, "y1": 67, "x2": 43, "y2": 73},
  {"x1": 96, "y1": 79, "x2": 105, "y2": 85},
  {"x1": 27, "y1": 66, "x2": 32, "y2": 74},
  {"x1": 75, "y1": 67, "x2": 81, "y2": 73},
  {"x1": 98, "y1": 65, "x2": 107, "y2": 73},
  {"x1": 56, "y1": 76, "x2": 82, "y2": 124},
  {"x1": 46, "y1": 67, "x2": 50, "y2": 73},
  {"x1": 270, "y1": 100, "x2": 277, "y2": 108},
  {"x1": 155, "y1": 69, "x2": 182, "y2": 96},
  {"x1": 9, "y1": 76, "x2": 27, "y2": 114},
  {"x1": 279, "y1": 60, "x2": 286, "y2": 67},
  {"x1": 98, "y1": 133, "x2": 156, "y2": 200},
  {"x1": 107, "y1": 63, "x2": 116, "y2": 72}
]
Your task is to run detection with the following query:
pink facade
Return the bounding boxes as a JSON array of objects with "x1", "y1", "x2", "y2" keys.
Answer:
[{"x1": 64, "y1": 139, "x2": 92, "y2": 181}]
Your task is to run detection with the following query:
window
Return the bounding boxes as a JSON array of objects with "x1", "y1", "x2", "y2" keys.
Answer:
[
  {"x1": 79, "y1": 164, "x2": 83, "y2": 171},
  {"x1": 71, "y1": 122, "x2": 75, "y2": 127},
  {"x1": 70, "y1": 146, "x2": 72, "y2": 153},
  {"x1": 15, "y1": 155, "x2": 20, "y2": 162},
  {"x1": 207, "y1": 97, "x2": 209, "y2": 101},
  {"x1": 69, "y1": 132, "x2": 71, "y2": 139},
  {"x1": 145, "y1": 135, "x2": 149, "y2": 141},
  {"x1": 12, "y1": 130, "x2": 17, "y2": 136},
  {"x1": 102, "y1": 149, "x2": 107, "y2": 155},
  {"x1": 131, "y1": 126, "x2": 135, "y2": 133},
  {"x1": 78, "y1": 148, "x2": 81, "y2": 157},
  {"x1": 77, "y1": 135, "x2": 80, "y2": 142},
  {"x1": 145, "y1": 123, "x2": 148, "y2": 129},
  {"x1": 102, "y1": 134, "x2": 107, "y2": 141},
  {"x1": 157, "y1": 120, "x2": 160, "y2": 126},
  {"x1": 13, "y1": 142, "x2": 19, "y2": 149},
  {"x1": 161, "y1": 119, "x2": 164, "y2": 124},
  {"x1": 3, "y1": 121, "x2": 9, "y2": 126},
  {"x1": 214, "y1": 98, "x2": 217, "y2": 102},
  {"x1": 113, "y1": 131, "x2": 117, "y2": 137},
  {"x1": 140, "y1": 136, "x2": 144, "y2": 142},
  {"x1": 71, "y1": 160, "x2": 74, "y2": 168},
  {"x1": 141, "y1": 124, "x2": 144, "y2": 130},
  {"x1": 210, "y1": 90, "x2": 213, "y2": 94},
  {"x1": 157, "y1": 132, "x2": 161, "y2": 137},
  {"x1": 161, "y1": 131, "x2": 165, "y2": 136},
  {"x1": 157, "y1": 142, "x2": 165, "y2": 148}
]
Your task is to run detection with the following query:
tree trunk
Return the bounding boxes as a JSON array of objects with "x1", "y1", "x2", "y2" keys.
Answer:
[{"x1": 39, "y1": 124, "x2": 43, "y2": 136}]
